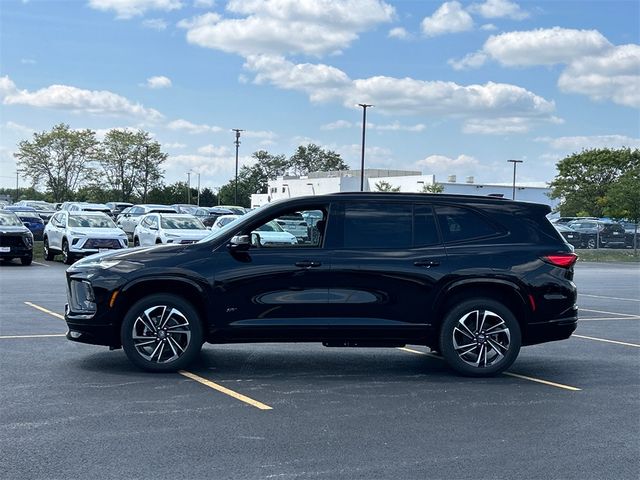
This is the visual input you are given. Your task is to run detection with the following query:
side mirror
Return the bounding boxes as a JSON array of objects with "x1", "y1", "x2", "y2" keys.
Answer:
[
  {"x1": 228, "y1": 234, "x2": 251, "y2": 252},
  {"x1": 251, "y1": 232, "x2": 262, "y2": 247}
]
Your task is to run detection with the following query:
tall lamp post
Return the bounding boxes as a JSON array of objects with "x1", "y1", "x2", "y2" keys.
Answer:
[
  {"x1": 197, "y1": 173, "x2": 201, "y2": 206},
  {"x1": 358, "y1": 103, "x2": 373, "y2": 192},
  {"x1": 507, "y1": 159, "x2": 523, "y2": 200},
  {"x1": 186, "y1": 171, "x2": 192, "y2": 204},
  {"x1": 232, "y1": 129, "x2": 244, "y2": 205}
]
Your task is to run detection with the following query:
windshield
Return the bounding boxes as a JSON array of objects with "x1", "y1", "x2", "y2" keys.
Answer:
[
  {"x1": 161, "y1": 216, "x2": 205, "y2": 230},
  {"x1": 0, "y1": 212, "x2": 23, "y2": 226},
  {"x1": 68, "y1": 215, "x2": 116, "y2": 228},
  {"x1": 256, "y1": 220, "x2": 284, "y2": 232},
  {"x1": 197, "y1": 207, "x2": 265, "y2": 244}
]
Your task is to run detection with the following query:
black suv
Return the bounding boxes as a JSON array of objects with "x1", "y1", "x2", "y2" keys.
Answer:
[{"x1": 64, "y1": 194, "x2": 578, "y2": 377}]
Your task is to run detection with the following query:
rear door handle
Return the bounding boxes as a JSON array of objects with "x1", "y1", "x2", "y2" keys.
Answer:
[
  {"x1": 414, "y1": 260, "x2": 440, "y2": 268},
  {"x1": 295, "y1": 261, "x2": 322, "y2": 268}
]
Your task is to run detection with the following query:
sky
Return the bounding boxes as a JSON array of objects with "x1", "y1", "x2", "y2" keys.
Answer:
[{"x1": 0, "y1": 0, "x2": 638, "y2": 192}]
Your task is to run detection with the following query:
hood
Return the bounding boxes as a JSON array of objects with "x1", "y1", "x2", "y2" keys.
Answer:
[
  {"x1": 0, "y1": 225, "x2": 31, "y2": 234},
  {"x1": 67, "y1": 227, "x2": 126, "y2": 237},
  {"x1": 163, "y1": 228, "x2": 209, "y2": 238}
]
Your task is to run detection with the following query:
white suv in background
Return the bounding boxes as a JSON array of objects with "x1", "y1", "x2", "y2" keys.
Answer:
[
  {"x1": 133, "y1": 213, "x2": 209, "y2": 246},
  {"x1": 43, "y1": 211, "x2": 128, "y2": 264},
  {"x1": 117, "y1": 205, "x2": 177, "y2": 236}
]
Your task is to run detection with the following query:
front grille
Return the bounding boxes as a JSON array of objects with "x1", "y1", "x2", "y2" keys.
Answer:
[
  {"x1": 0, "y1": 235, "x2": 25, "y2": 247},
  {"x1": 84, "y1": 238, "x2": 122, "y2": 249},
  {"x1": 180, "y1": 239, "x2": 197, "y2": 244}
]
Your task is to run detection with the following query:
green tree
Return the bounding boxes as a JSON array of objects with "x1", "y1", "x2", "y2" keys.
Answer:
[
  {"x1": 14, "y1": 123, "x2": 98, "y2": 202},
  {"x1": 289, "y1": 144, "x2": 349, "y2": 176},
  {"x1": 98, "y1": 129, "x2": 165, "y2": 203},
  {"x1": 421, "y1": 183, "x2": 444, "y2": 193},
  {"x1": 604, "y1": 166, "x2": 640, "y2": 253},
  {"x1": 374, "y1": 180, "x2": 400, "y2": 192},
  {"x1": 199, "y1": 187, "x2": 217, "y2": 207},
  {"x1": 549, "y1": 148, "x2": 639, "y2": 216}
]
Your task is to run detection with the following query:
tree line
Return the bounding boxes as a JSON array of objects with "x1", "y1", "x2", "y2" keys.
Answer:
[{"x1": 10, "y1": 124, "x2": 349, "y2": 207}]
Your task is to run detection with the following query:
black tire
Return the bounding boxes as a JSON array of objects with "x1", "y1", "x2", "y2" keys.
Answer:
[
  {"x1": 21, "y1": 255, "x2": 33, "y2": 266},
  {"x1": 587, "y1": 238, "x2": 596, "y2": 249},
  {"x1": 155, "y1": 238, "x2": 162, "y2": 244},
  {"x1": 62, "y1": 239, "x2": 74, "y2": 265},
  {"x1": 133, "y1": 237, "x2": 140, "y2": 247},
  {"x1": 43, "y1": 237, "x2": 55, "y2": 261},
  {"x1": 121, "y1": 294, "x2": 203, "y2": 372},
  {"x1": 439, "y1": 298, "x2": 521, "y2": 377}
]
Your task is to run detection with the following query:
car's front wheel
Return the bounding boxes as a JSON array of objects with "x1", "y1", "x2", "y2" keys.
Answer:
[
  {"x1": 62, "y1": 239, "x2": 74, "y2": 265},
  {"x1": 121, "y1": 294, "x2": 203, "y2": 372},
  {"x1": 21, "y1": 255, "x2": 33, "y2": 266},
  {"x1": 439, "y1": 298, "x2": 521, "y2": 377},
  {"x1": 43, "y1": 237, "x2": 55, "y2": 261}
]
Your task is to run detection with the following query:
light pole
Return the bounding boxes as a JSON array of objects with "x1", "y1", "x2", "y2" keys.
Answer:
[
  {"x1": 232, "y1": 129, "x2": 244, "y2": 205},
  {"x1": 507, "y1": 159, "x2": 523, "y2": 200},
  {"x1": 358, "y1": 103, "x2": 373, "y2": 192},
  {"x1": 15, "y1": 171, "x2": 19, "y2": 202},
  {"x1": 186, "y1": 172, "x2": 191, "y2": 204},
  {"x1": 197, "y1": 173, "x2": 201, "y2": 206}
]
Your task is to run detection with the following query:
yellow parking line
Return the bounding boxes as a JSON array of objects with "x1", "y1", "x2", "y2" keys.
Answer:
[
  {"x1": 179, "y1": 370, "x2": 273, "y2": 410},
  {"x1": 502, "y1": 372, "x2": 581, "y2": 391},
  {"x1": 397, "y1": 347, "x2": 581, "y2": 391},
  {"x1": 580, "y1": 308, "x2": 639, "y2": 318},
  {"x1": 0, "y1": 333, "x2": 66, "y2": 339},
  {"x1": 573, "y1": 334, "x2": 640, "y2": 348},
  {"x1": 580, "y1": 293, "x2": 640, "y2": 303},
  {"x1": 24, "y1": 302, "x2": 65, "y2": 320}
]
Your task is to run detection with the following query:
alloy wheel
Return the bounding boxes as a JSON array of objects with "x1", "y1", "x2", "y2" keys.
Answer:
[
  {"x1": 452, "y1": 310, "x2": 511, "y2": 368},
  {"x1": 132, "y1": 305, "x2": 192, "y2": 363}
]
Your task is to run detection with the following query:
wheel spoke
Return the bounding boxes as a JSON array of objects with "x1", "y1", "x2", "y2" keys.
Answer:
[
  {"x1": 475, "y1": 345, "x2": 485, "y2": 366},
  {"x1": 166, "y1": 337, "x2": 179, "y2": 358},
  {"x1": 487, "y1": 338, "x2": 507, "y2": 354},
  {"x1": 486, "y1": 328, "x2": 509, "y2": 336},
  {"x1": 485, "y1": 320, "x2": 505, "y2": 333},
  {"x1": 454, "y1": 327, "x2": 474, "y2": 340},
  {"x1": 168, "y1": 335, "x2": 185, "y2": 353},
  {"x1": 459, "y1": 315, "x2": 477, "y2": 337},
  {"x1": 134, "y1": 339, "x2": 156, "y2": 348},
  {"x1": 478, "y1": 310, "x2": 488, "y2": 333},
  {"x1": 156, "y1": 341, "x2": 166, "y2": 363},
  {"x1": 459, "y1": 345, "x2": 479, "y2": 357},
  {"x1": 149, "y1": 341, "x2": 162, "y2": 361},
  {"x1": 167, "y1": 322, "x2": 189, "y2": 330},
  {"x1": 159, "y1": 307, "x2": 177, "y2": 329},
  {"x1": 140, "y1": 310, "x2": 157, "y2": 333},
  {"x1": 454, "y1": 342, "x2": 477, "y2": 351}
]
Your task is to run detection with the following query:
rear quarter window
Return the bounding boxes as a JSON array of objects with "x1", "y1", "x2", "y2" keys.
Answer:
[{"x1": 434, "y1": 205, "x2": 502, "y2": 243}]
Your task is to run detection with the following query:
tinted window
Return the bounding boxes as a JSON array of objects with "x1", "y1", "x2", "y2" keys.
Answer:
[
  {"x1": 414, "y1": 204, "x2": 439, "y2": 246},
  {"x1": 343, "y1": 203, "x2": 411, "y2": 249},
  {"x1": 435, "y1": 205, "x2": 500, "y2": 243}
]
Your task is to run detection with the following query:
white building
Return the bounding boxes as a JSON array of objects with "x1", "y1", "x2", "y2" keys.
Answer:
[{"x1": 250, "y1": 170, "x2": 557, "y2": 209}]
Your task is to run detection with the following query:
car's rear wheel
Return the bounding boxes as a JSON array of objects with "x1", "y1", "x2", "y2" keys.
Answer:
[
  {"x1": 43, "y1": 237, "x2": 55, "y2": 261},
  {"x1": 439, "y1": 298, "x2": 521, "y2": 377},
  {"x1": 587, "y1": 238, "x2": 596, "y2": 249},
  {"x1": 121, "y1": 294, "x2": 203, "y2": 372},
  {"x1": 21, "y1": 255, "x2": 33, "y2": 266},
  {"x1": 133, "y1": 236, "x2": 140, "y2": 246},
  {"x1": 62, "y1": 239, "x2": 74, "y2": 265}
]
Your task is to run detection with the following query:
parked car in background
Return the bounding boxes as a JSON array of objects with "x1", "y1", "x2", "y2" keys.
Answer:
[
  {"x1": 3, "y1": 206, "x2": 45, "y2": 240},
  {"x1": 0, "y1": 210, "x2": 33, "y2": 265},
  {"x1": 64, "y1": 193, "x2": 578, "y2": 376},
  {"x1": 567, "y1": 220, "x2": 626, "y2": 249},
  {"x1": 68, "y1": 202, "x2": 112, "y2": 216},
  {"x1": 252, "y1": 220, "x2": 298, "y2": 246},
  {"x1": 133, "y1": 213, "x2": 209, "y2": 246},
  {"x1": 218, "y1": 205, "x2": 246, "y2": 215},
  {"x1": 194, "y1": 207, "x2": 234, "y2": 228},
  {"x1": 171, "y1": 204, "x2": 198, "y2": 214},
  {"x1": 553, "y1": 224, "x2": 581, "y2": 250},
  {"x1": 550, "y1": 216, "x2": 598, "y2": 225},
  {"x1": 44, "y1": 211, "x2": 128, "y2": 264},
  {"x1": 619, "y1": 221, "x2": 640, "y2": 249},
  {"x1": 105, "y1": 202, "x2": 133, "y2": 218},
  {"x1": 275, "y1": 211, "x2": 309, "y2": 242},
  {"x1": 14, "y1": 200, "x2": 56, "y2": 224},
  {"x1": 117, "y1": 204, "x2": 178, "y2": 236},
  {"x1": 210, "y1": 214, "x2": 241, "y2": 230}
]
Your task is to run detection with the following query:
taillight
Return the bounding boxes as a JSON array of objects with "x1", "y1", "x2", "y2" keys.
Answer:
[{"x1": 542, "y1": 253, "x2": 578, "y2": 268}]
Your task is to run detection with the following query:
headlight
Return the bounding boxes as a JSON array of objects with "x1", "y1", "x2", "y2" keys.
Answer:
[
  {"x1": 67, "y1": 280, "x2": 97, "y2": 314},
  {"x1": 165, "y1": 233, "x2": 180, "y2": 238},
  {"x1": 23, "y1": 234, "x2": 33, "y2": 247},
  {"x1": 69, "y1": 230, "x2": 86, "y2": 236}
]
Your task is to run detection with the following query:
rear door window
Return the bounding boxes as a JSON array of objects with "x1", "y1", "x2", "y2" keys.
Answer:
[
  {"x1": 435, "y1": 205, "x2": 501, "y2": 243},
  {"x1": 414, "y1": 204, "x2": 440, "y2": 247},
  {"x1": 342, "y1": 203, "x2": 412, "y2": 249}
]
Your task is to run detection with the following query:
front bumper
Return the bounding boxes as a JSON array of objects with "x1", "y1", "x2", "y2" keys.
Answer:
[
  {"x1": 65, "y1": 303, "x2": 120, "y2": 347},
  {"x1": 0, "y1": 246, "x2": 32, "y2": 258}
]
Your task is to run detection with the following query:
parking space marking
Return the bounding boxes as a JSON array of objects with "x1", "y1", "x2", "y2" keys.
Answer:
[
  {"x1": 32, "y1": 261, "x2": 50, "y2": 267},
  {"x1": 502, "y1": 372, "x2": 581, "y2": 391},
  {"x1": 0, "y1": 334, "x2": 65, "y2": 339},
  {"x1": 580, "y1": 308, "x2": 640, "y2": 318},
  {"x1": 580, "y1": 317, "x2": 640, "y2": 321},
  {"x1": 24, "y1": 302, "x2": 65, "y2": 320},
  {"x1": 178, "y1": 370, "x2": 273, "y2": 411},
  {"x1": 573, "y1": 334, "x2": 640, "y2": 348},
  {"x1": 398, "y1": 347, "x2": 581, "y2": 391},
  {"x1": 580, "y1": 293, "x2": 640, "y2": 303}
]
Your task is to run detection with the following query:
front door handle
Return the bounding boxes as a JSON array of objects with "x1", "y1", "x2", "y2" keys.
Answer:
[
  {"x1": 414, "y1": 260, "x2": 440, "y2": 268},
  {"x1": 295, "y1": 261, "x2": 322, "y2": 268}
]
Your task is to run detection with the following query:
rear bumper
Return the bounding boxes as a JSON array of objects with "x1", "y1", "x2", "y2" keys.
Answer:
[{"x1": 523, "y1": 313, "x2": 578, "y2": 346}]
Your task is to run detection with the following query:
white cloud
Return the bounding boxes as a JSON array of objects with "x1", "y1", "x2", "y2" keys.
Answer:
[
  {"x1": 20, "y1": 58, "x2": 36, "y2": 65},
  {"x1": 179, "y1": 0, "x2": 395, "y2": 57},
  {"x1": 558, "y1": 44, "x2": 640, "y2": 108},
  {"x1": 480, "y1": 23, "x2": 497, "y2": 31},
  {"x1": 537, "y1": 134, "x2": 640, "y2": 151},
  {"x1": 163, "y1": 142, "x2": 187, "y2": 148},
  {"x1": 2, "y1": 121, "x2": 35, "y2": 135},
  {"x1": 144, "y1": 75, "x2": 172, "y2": 89},
  {"x1": 244, "y1": 55, "x2": 555, "y2": 121},
  {"x1": 321, "y1": 120, "x2": 354, "y2": 130},
  {"x1": 243, "y1": 129, "x2": 277, "y2": 140},
  {"x1": 320, "y1": 119, "x2": 425, "y2": 132},
  {"x1": 468, "y1": 0, "x2": 529, "y2": 20},
  {"x1": 167, "y1": 118, "x2": 223, "y2": 134},
  {"x1": 421, "y1": 1, "x2": 473, "y2": 37},
  {"x1": 193, "y1": 0, "x2": 214, "y2": 7},
  {"x1": 142, "y1": 18, "x2": 168, "y2": 30},
  {"x1": 462, "y1": 116, "x2": 563, "y2": 134},
  {"x1": 197, "y1": 144, "x2": 229, "y2": 155},
  {"x1": 88, "y1": 0, "x2": 183, "y2": 19},
  {"x1": 388, "y1": 27, "x2": 409, "y2": 39},
  {"x1": 448, "y1": 51, "x2": 488, "y2": 70},
  {"x1": 1, "y1": 75, "x2": 163, "y2": 120},
  {"x1": 481, "y1": 27, "x2": 611, "y2": 67},
  {"x1": 417, "y1": 154, "x2": 479, "y2": 171}
]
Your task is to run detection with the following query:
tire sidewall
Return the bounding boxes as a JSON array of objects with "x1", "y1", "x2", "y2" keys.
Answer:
[
  {"x1": 439, "y1": 298, "x2": 521, "y2": 377},
  {"x1": 44, "y1": 236, "x2": 55, "y2": 261},
  {"x1": 121, "y1": 294, "x2": 203, "y2": 372},
  {"x1": 62, "y1": 239, "x2": 73, "y2": 265}
]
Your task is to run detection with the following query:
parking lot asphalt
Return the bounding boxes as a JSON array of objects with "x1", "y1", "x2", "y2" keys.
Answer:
[{"x1": 1, "y1": 260, "x2": 638, "y2": 479}]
